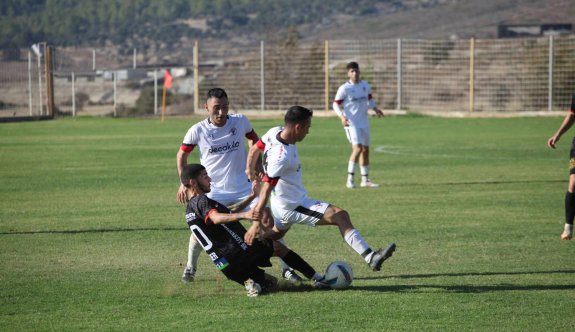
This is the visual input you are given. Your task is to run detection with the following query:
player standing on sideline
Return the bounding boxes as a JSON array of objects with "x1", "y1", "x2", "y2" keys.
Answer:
[
  {"x1": 245, "y1": 106, "x2": 396, "y2": 272},
  {"x1": 547, "y1": 94, "x2": 575, "y2": 240},
  {"x1": 177, "y1": 88, "x2": 302, "y2": 283},
  {"x1": 333, "y1": 61, "x2": 384, "y2": 189},
  {"x1": 181, "y1": 164, "x2": 326, "y2": 297}
]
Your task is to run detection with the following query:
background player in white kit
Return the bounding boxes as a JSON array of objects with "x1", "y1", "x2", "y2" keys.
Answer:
[
  {"x1": 177, "y1": 88, "x2": 301, "y2": 283},
  {"x1": 333, "y1": 61, "x2": 384, "y2": 189},
  {"x1": 245, "y1": 106, "x2": 396, "y2": 273}
]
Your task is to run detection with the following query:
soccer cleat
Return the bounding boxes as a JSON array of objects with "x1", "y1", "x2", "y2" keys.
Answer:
[
  {"x1": 368, "y1": 243, "x2": 396, "y2": 271},
  {"x1": 181, "y1": 266, "x2": 196, "y2": 283},
  {"x1": 360, "y1": 180, "x2": 380, "y2": 188},
  {"x1": 346, "y1": 180, "x2": 355, "y2": 189},
  {"x1": 312, "y1": 276, "x2": 331, "y2": 289},
  {"x1": 283, "y1": 268, "x2": 303, "y2": 285},
  {"x1": 244, "y1": 279, "x2": 263, "y2": 297},
  {"x1": 560, "y1": 230, "x2": 573, "y2": 240}
]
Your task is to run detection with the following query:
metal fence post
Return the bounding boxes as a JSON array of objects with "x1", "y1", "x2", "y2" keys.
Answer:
[
  {"x1": 72, "y1": 71, "x2": 75, "y2": 117},
  {"x1": 28, "y1": 51, "x2": 33, "y2": 116},
  {"x1": 154, "y1": 69, "x2": 158, "y2": 115},
  {"x1": 133, "y1": 48, "x2": 137, "y2": 69},
  {"x1": 92, "y1": 49, "x2": 96, "y2": 71},
  {"x1": 113, "y1": 71, "x2": 117, "y2": 117},
  {"x1": 325, "y1": 40, "x2": 330, "y2": 112},
  {"x1": 193, "y1": 41, "x2": 199, "y2": 114},
  {"x1": 261, "y1": 40, "x2": 265, "y2": 112},
  {"x1": 469, "y1": 37, "x2": 475, "y2": 113},
  {"x1": 548, "y1": 35, "x2": 554, "y2": 112},
  {"x1": 397, "y1": 38, "x2": 402, "y2": 110}
]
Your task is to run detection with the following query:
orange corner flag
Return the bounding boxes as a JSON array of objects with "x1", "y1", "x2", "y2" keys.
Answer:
[{"x1": 164, "y1": 69, "x2": 173, "y2": 89}]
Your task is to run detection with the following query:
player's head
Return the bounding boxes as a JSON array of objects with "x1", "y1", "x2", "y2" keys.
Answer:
[
  {"x1": 181, "y1": 164, "x2": 211, "y2": 194},
  {"x1": 284, "y1": 106, "x2": 313, "y2": 142},
  {"x1": 205, "y1": 88, "x2": 229, "y2": 127},
  {"x1": 346, "y1": 61, "x2": 360, "y2": 83}
]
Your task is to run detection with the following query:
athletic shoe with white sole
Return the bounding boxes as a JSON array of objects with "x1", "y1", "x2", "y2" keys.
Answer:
[
  {"x1": 346, "y1": 180, "x2": 355, "y2": 189},
  {"x1": 181, "y1": 266, "x2": 196, "y2": 283},
  {"x1": 283, "y1": 268, "x2": 303, "y2": 285},
  {"x1": 368, "y1": 243, "x2": 396, "y2": 271},
  {"x1": 244, "y1": 279, "x2": 263, "y2": 297},
  {"x1": 560, "y1": 230, "x2": 573, "y2": 240},
  {"x1": 360, "y1": 180, "x2": 380, "y2": 188}
]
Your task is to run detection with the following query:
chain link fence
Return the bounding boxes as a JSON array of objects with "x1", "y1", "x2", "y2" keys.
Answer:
[{"x1": 1, "y1": 35, "x2": 574, "y2": 119}]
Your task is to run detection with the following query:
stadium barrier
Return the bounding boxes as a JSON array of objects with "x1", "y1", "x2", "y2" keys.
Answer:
[{"x1": 0, "y1": 36, "x2": 573, "y2": 118}]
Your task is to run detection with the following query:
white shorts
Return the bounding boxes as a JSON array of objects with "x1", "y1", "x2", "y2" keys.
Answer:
[
  {"x1": 344, "y1": 126, "x2": 370, "y2": 146},
  {"x1": 210, "y1": 192, "x2": 259, "y2": 212},
  {"x1": 271, "y1": 198, "x2": 330, "y2": 230}
]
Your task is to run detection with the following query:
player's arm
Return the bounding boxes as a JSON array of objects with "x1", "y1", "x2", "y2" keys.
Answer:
[
  {"x1": 246, "y1": 140, "x2": 264, "y2": 182},
  {"x1": 244, "y1": 179, "x2": 274, "y2": 245},
  {"x1": 333, "y1": 98, "x2": 349, "y2": 127},
  {"x1": 548, "y1": 110, "x2": 575, "y2": 149},
  {"x1": 176, "y1": 147, "x2": 193, "y2": 204},
  {"x1": 245, "y1": 130, "x2": 264, "y2": 176},
  {"x1": 206, "y1": 209, "x2": 255, "y2": 225},
  {"x1": 368, "y1": 90, "x2": 384, "y2": 118},
  {"x1": 227, "y1": 179, "x2": 259, "y2": 213}
]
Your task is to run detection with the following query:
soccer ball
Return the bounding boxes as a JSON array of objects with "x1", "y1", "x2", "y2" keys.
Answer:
[{"x1": 324, "y1": 261, "x2": 353, "y2": 289}]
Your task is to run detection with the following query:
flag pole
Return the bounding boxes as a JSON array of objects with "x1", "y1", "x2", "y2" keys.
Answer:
[{"x1": 161, "y1": 83, "x2": 167, "y2": 123}]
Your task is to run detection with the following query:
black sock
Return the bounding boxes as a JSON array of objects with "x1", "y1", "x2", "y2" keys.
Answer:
[
  {"x1": 565, "y1": 191, "x2": 575, "y2": 225},
  {"x1": 282, "y1": 250, "x2": 316, "y2": 280}
]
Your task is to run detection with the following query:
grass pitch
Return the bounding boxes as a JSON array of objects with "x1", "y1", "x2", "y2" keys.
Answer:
[{"x1": 0, "y1": 115, "x2": 574, "y2": 331}]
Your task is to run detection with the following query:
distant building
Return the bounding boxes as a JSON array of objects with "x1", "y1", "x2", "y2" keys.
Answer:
[{"x1": 498, "y1": 23, "x2": 573, "y2": 38}]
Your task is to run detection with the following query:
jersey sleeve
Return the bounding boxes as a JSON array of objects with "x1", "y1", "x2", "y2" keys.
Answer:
[
  {"x1": 195, "y1": 195, "x2": 219, "y2": 226},
  {"x1": 366, "y1": 82, "x2": 377, "y2": 109},
  {"x1": 181, "y1": 126, "x2": 199, "y2": 153},
  {"x1": 333, "y1": 85, "x2": 346, "y2": 116},
  {"x1": 263, "y1": 145, "x2": 287, "y2": 185}
]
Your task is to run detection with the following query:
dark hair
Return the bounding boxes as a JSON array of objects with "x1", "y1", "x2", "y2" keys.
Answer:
[
  {"x1": 346, "y1": 62, "x2": 359, "y2": 71},
  {"x1": 206, "y1": 88, "x2": 228, "y2": 101},
  {"x1": 284, "y1": 105, "x2": 313, "y2": 124},
  {"x1": 180, "y1": 164, "x2": 206, "y2": 187}
]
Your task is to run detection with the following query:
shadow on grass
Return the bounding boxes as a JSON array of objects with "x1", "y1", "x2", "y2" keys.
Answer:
[
  {"x1": 0, "y1": 227, "x2": 184, "y2": 235},
  {"x1": 351, "y1": 283, "x2": 575, "y2": 293},
  {"x1": 356, "y1": 269, "x2": 575, "y2": 280}
]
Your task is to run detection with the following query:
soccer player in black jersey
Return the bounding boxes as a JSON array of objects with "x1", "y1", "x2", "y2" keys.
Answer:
[
  {"x1": 547, "y1": 94, "x2": 575, "y2": 240},
  {"x1": 181, "y1": 163, "x2": 328, "y2": 296}
]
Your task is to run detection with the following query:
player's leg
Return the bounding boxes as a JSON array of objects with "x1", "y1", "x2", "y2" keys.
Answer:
[
  {"x1": 358, "y1": 128, "x2": 378, "y2": 188},
  {"x1": 345, "y1": 126, "x2": 361, "y2": 188},
  {"x1": 562, "y1": 140, "x2": 575, "y2": 240},
  {"x1": 181, "y1": 234, "x2": 203, "y2": 283},
  {"x1": 562, "y1": 173, "x2": 575, "y2": 240},
  {"x1": 317, "y1": 204, "x2": 395, "y2": 271},
  {"x1": 255, "y1": 199, "x2": 303, "y2": 283},
  {"x1": 272, "y1": 240, "x2": 322, "y2": 283}
]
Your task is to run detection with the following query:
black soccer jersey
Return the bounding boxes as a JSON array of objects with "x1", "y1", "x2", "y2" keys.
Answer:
[{"x1": 185, "y1": 194, "x2": 271, "y2": 271}]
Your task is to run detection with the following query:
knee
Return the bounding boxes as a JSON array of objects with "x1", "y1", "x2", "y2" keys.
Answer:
[{"x1": 273, "y1": 241, "x2": 290, "y2": 257}]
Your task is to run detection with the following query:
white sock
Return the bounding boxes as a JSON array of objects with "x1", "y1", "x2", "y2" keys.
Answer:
[
  {"x1": 565, "y1": 224, "x2": 573, "y2": 233},
  {"x1": 360, "y1": 165, "x2": 369, "y2": 183},
  {"x1": 276, "y1": 238, "x2": 291, "y2": 271},
  {"x1": 187, "y1": 234, "x2": 203, "y2": 270},
  {"x1": 348, "y1": 161, "x2": 356, "y2": 181},
  {"x1": 344, "y1": 229, "x2": 373, "y2": 263}
]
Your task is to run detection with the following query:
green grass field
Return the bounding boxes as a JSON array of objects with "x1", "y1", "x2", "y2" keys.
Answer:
[{"x1": 1, "y1": 115, "x2": 574, "y2": 331}]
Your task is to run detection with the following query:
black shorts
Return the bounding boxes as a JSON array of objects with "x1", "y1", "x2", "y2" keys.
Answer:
[
  {"x1": 222, "y1": 239, "x2": 274, "y2": 286},
  {"x1": 570, "y1": 137, "x2": 575, "y2": 174}
]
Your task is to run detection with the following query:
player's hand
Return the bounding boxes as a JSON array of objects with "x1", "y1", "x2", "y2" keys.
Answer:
[
  {"x1": 177, "y1": 183, "x2": 187, "y2": 204},
  {"x1": 340, "y1": 116, "x2": 349, "y2": 127},
  {"x1": 261, "y1": 207, "x2": 275, "y2": 230},
  {"x1": 548, "y1": 136, "x2": 559, "y2": 149},
  {"x1": 244, "y1": 222, "x2": 260, "y2": 245}
]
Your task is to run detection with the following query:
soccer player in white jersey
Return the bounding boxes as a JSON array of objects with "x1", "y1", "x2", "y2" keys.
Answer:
[
  {"x1": 176, "y1": 88, "x2": 301, "y2": 283},
  {"x1": 333, "y1": 61, "x2": 384, "y2": 189},
  {"x1": 245, "y1": 106, "x2": 396, "y2": 274}
]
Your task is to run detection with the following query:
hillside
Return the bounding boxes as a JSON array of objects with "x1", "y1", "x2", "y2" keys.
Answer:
[{"x1": 303, "y1": 0, "x2": 574, "y2": 41}]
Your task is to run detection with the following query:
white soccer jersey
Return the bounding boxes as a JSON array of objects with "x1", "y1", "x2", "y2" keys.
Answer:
[
  {"x1": 259, "y1": 126, "x2": 308, "y2": 211},
  {"x1": 181, "y1": 114, "x2": 254, "y2": 202},
  {"x1": 333, "y1": 80, "x2": 377, "y2": 128}
]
